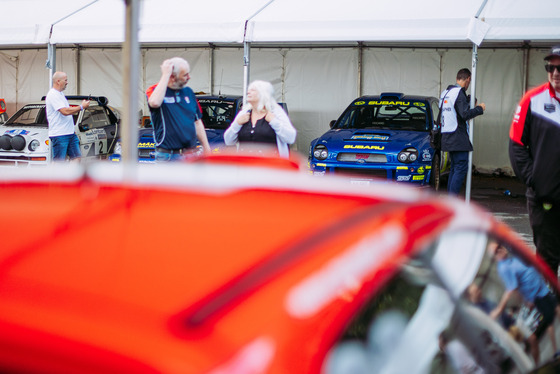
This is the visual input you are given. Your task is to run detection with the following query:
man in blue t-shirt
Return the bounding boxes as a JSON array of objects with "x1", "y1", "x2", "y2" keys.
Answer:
[
  {"x1": 147, "y1": 57, "x2": 210, "y2": 162},
  {"x1": 488, "y1": 242, "x2": 558, "y2": 364}
]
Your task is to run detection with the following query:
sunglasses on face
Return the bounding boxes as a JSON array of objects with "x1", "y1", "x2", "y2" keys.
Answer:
[{"x1": 545, "y1": 64, "x2": 560, "y2": 73}]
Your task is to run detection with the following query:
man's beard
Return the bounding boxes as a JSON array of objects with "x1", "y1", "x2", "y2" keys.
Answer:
[{"x1": 170, "y1": 79, "x2": 187, "y2": 90}]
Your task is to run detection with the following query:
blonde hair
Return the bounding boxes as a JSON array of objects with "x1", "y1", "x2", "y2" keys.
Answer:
[{"x1": 247, "y1": 80, "x2": 276, "y2": 112}]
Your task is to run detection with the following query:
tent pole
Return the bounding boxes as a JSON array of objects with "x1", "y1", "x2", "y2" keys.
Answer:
[
  {"x1": 466, "y1": 44, "x2": 478, "y2": 204},
  {"x1": 242, "y1": 0, "x2": 275, "y2": 104},
  {"x1": 243, "y1": 38, "x2": 250, "y2": 105},
  {"x1": 357, "y1": 42, "x2": 363, "y2": 97},
  {"x1": 47, "y1": 43, "x2": 56, "y2": 87},
  {"x1": 465, "y1": 0, "x2": 489, "y2": 203},
  {"x1": 46, "y1": 0, "x2": 99, "y2": 89},
  {"x1": 121, "y1": 0, "x2": 140, "y2": 171}
]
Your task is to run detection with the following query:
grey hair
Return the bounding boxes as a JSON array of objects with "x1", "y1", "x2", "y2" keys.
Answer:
[
  {"x1": 169, "y1": 57, "x2": 190, "y2": 78},
  {"x1": 247, "y1": 80, "x2": 276, "y2": 112}
]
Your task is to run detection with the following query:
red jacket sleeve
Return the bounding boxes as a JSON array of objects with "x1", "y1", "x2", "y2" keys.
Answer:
[{"x1": 146, "y1": 84, "x2": 157, "y2": 100}]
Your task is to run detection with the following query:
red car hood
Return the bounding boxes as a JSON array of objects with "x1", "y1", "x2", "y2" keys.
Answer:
[{"x1": 0, "y1": 160, "x2": 495, "y2": 373}]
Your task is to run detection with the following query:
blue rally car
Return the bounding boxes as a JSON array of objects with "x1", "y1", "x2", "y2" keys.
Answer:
[{"x1": 309, "y1": 92, "x2": 445, "y2": 189}]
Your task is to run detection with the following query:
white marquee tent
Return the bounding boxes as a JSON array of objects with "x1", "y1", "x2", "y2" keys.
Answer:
[{"x1": 0, "y1": 0, "x2": 559, "y2": 174}]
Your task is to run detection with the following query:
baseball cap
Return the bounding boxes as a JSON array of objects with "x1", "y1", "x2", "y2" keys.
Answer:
[{"x1": 544, "y1": 45, "x2": 560, "y2": 61}]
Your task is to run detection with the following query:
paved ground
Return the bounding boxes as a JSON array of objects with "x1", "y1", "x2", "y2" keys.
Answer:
[{"x1": 463, "y1": 174, "x2": 534, "y2": 249}]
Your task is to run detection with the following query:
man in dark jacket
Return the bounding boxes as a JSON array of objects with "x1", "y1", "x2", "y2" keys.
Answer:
[
  {"x1": 440, "y1": 68, "x2": 486, "y2": 195},
  {"x1": 509, "y1": 45, "x2": 560, "y2": 277}
]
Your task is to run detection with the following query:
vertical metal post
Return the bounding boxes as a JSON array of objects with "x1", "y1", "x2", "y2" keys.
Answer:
[
  {"x1": 47, "y1": 43, "x2": 56, "y2": 88},
  {"x1": 466, "y1": 44, "x2": 478, "y2": 204},
  {"x1": 522, "y1": 43, "x2": 530, "y2": 94},
  {"x1": 357, "y1": 43, "x2": 363, "y2": 97},
  {"x1": 121, "y1": 0, "x2": 140, "y2": 170},
  {"x1": 242, "y1": 0, "x2": 275, "y2": 104},
  {"x1": 76, "y1": 46, "x2": 81, "y2": 94},
  {"x1": 243, "y1": 39, "x2": 251, "y2": 105}
]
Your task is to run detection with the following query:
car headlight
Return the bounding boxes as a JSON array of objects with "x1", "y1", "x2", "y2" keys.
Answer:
[
  {"x1": 397, "y1": 147, "x2": 419, "y2": 163},
  {"x1": 313, "y1": 144, "x2": 328, "y2": 160},
  {"x1": 28, "y1": 139, "x2": 40, "y2": 151}
]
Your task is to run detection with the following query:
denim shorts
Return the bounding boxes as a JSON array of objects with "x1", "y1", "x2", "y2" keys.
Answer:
[{"x1": 50, "y1": 134, "x2": 81, "y2": 161}]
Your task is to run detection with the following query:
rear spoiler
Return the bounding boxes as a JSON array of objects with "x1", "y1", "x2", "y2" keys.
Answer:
[{"x1": 41, "y1": 95, "x2": 109, "y2": 106}]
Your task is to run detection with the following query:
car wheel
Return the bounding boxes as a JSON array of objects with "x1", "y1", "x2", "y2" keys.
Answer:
[{"x1": 430, "y1": 151, "x2": 441, "y2": 191}]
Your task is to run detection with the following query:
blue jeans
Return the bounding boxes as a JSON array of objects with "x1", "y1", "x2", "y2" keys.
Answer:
[
  {"x1": 50, "y1": 134, "x2": 81, "y2": 161},
  {"x1": 447, "y1": 151, "x2": 469, "y2": 195},
  {"x1": 155, "y1": 150, "x2": 188, "y2": 163}
]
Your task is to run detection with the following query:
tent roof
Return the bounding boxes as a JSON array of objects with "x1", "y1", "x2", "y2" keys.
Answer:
[{"x1": 1, "y1": 0, "x2": 559, "y2": 47}]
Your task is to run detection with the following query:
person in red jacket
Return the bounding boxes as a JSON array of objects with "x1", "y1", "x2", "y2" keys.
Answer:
[{"x1": 509, "y1": 44, "x2": 560, "y2": 277}]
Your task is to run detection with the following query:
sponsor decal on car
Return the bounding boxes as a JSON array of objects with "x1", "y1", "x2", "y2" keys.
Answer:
[
  {"x1": 83, "y1": 128, "x2": 107, "y2": 142},
  {"x1": 367, "y1": 100, "x2": 410, "y2": 106},
  {"x1": 343, "y1": 145, "x2": 385, "y2": 150},
  {"x1": 198, "y1": 99, "x2": 235, "y2": 105},
  {"x1": 5, "y1": 129, "x2": 30, "y2": 136},
  {"x1": 351, "y1": 134, "x2": 389, "y2": 141}
]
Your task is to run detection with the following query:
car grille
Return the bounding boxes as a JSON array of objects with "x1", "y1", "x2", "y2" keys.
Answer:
[
  {"x1": 337, "y1": 153, "x2": 387, "y2": 163},
  {"x1": 334, "y1": 167, "x2": 388, "y2": 179}
]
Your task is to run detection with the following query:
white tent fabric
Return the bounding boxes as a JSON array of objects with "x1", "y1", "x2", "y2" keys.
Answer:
[
  {"x1": 0, "y1": 0, "x2": 559, "y2": 174},
  {"x1": 246, "y1": 0, "x2": 481, "y2": 43},
  {"x1": 481, "y1": 0, "x2": 560, "y2": 41},
  {"x1": 0, "y1": 0, "x2": 93, "y2": 45},
  {"x1": 2, "y1": 0, "x2": 560, "y2": 46},
  {"x1": 48, "y1": 0, "x2": 268, "y2": 45}
]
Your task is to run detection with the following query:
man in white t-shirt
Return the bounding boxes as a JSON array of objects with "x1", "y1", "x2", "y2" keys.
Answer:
[{"x1": 45, "y1": 71, "x2": 90, "y2": 161}]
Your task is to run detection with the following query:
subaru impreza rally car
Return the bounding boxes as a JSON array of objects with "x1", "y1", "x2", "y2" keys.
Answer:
[
  {"x1": 0, "y1": 96, "x2": 120, "y2": 166},
  {"x1": 309, "y1": 92, "x2": 446, "y2": 189},
  {"x1": 110, "y1": 95, "x2": 243, "y2": 162}
]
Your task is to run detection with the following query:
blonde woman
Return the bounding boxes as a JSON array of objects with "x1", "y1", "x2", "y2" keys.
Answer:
[{"x1": 224, "y1": 80, "x2": 296, "y2": 158}]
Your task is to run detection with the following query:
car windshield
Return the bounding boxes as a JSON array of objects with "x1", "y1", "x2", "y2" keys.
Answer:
[
  {"x1": 4, "y1": 105, "x2": 47, "y2": 127},
  {"x1": 199, "y1": 100, "x2": 238, "y2": 130},
  {"x1": 333, "y1": 100, "x2": 430, "y2": 132},
  {"x1": 327, "y1": 230, "x2": 557, "y2": 374}
]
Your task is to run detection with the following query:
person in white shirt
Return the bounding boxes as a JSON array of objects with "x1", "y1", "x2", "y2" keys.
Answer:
[
  {"x1": 45, "y1": 71, "x2": 90, "y2": 161},
  {"x1": 224, "y1": 80, "x2": 296, "y2": 159}
]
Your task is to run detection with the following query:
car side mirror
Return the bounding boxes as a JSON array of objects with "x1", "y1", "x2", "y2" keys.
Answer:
[
  {"x1": 329, "y1": 120, "x2": 336, "y2": 128},
  {"x1": 79, "y1": 124, "x2": 90, "y2": 132}
]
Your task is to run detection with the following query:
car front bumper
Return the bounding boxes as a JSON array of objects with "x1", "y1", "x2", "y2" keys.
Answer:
[{"x1": 309, "y1": 161, "x2": 432, "y2": 186}]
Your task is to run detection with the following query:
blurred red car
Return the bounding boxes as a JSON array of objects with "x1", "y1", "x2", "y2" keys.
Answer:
[
  {"x1": 0, "y1": 155, "x2": 559, "y2": 373},
  {"x1": 0, "y1": 98, "x2": 7, "y2": 124}
]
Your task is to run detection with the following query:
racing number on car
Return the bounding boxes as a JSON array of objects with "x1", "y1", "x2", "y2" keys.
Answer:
[{"x1": 96, "y1": 140, "x2": 107, "y2": 155}]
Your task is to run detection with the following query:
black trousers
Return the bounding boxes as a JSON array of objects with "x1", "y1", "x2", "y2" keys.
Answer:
[{"x1": 527, "y1": 190, "x2": 560, "y2": 277}]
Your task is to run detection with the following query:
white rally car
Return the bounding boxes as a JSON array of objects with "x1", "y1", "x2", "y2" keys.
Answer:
[{"x1": 0, "y1": 96, "x2": 120, "y2": 166}]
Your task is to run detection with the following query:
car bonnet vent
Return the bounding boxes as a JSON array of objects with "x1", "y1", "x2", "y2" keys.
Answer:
[{"x1": 379, "y1": 92, "x2": 404, "y2": 100}]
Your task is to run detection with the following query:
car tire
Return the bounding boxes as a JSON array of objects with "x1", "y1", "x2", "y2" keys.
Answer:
[{"x1": 430, "y1": 151, "x2": 441, "y2": 191}]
